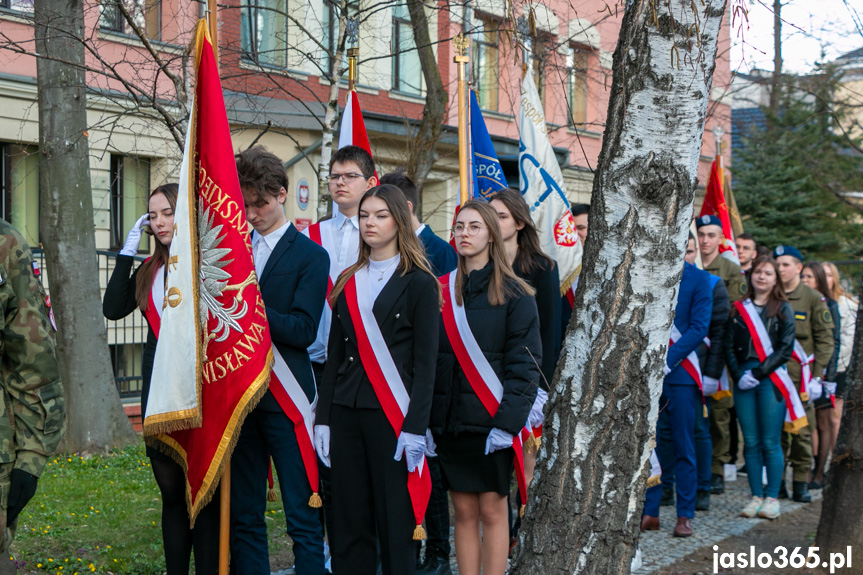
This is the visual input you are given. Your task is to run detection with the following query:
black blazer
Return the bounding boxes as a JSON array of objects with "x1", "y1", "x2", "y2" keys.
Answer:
[
  {"x1": 317, "y1": 265, "x2": 441, "y2": 435},
  {"x1": 697, "y1": 279, "x2": 730, "y2": 380},
  {"x1": 432, "y1": 263, "x2": 541, "y2": 437},
  {"x1": 255, "y1": 225, "x2": 330, "y2": 411}
]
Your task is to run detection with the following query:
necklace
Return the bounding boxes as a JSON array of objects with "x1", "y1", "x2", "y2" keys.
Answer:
[{"x1": 370, "y1": 256, "x2": 399, "y2": 281}]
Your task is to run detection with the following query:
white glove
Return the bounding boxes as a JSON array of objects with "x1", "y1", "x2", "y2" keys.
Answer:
[
  {"x1": 484, "y1": 428, "x2": 514, "y2": 455},
  {"x1": 738, "y1": 370, "x2": 760, "y2": 391},
  {"x1": 702, "y1": 376, "x2": 720, "y2": 397},
  {"x1": 808, "y1": 377, "x2": 823, "y2": 401},
  {"x1": 528, "y1": 388, "x2": 549, "y2": 429},
  {"x1": 314, "y1": 425, "x2": 331, "y2": 468},
  {"x1": 424, "y1": 429, "x2": 437, "y2": 457},
  {"x1": 119, "y1": 214, "x2": 150, "y2": 256},
  {"x1": 394, "y1": 431, "x2": 427, "y2": 473},
  {"x1": 824, "y1": 381, "x2": 837, "y2": 397},
  {"x1": 664, "y1": 364, "x2": 672, "y2": 376}
]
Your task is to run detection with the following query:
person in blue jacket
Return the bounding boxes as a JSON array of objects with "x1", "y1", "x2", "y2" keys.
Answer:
[{"x1": 643, "y1": 259, "x2": 712, "y2": 538}]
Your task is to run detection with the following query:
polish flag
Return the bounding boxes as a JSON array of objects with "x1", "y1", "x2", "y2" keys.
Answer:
[{"x1": 338, "y1": 91, "x2": 376, "y2": 170}]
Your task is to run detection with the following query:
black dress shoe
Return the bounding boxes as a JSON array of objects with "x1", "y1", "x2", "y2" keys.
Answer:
[
  {"x1": 660, "y1": 486, "x2": 674, "y2": 507},
  {"x1": 778, "y1": 482, "x2": 789, "y2": 499},
  {"x1": 710, "y1": 473, "x2": 725, "y2": 494},
  {"x1": 417, "y1": 555, "x2": 453, "y2": 575},
  {"x1": 808, "y1": 480, "x2": 823, "y2": 490},
  {"x1": 793, "y1": 481, "x2": 812, "y2": 503},
  {"x1": 695, "y1": 489, "x2": 711, "y2": 511}
]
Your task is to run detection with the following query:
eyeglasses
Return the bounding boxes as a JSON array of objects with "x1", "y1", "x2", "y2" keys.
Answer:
[
  {"x1": 452, "y1": 223, "x2": 486, "y2": 236},
  {"x1": 328, "y1": 172, "x2": 366, "y2": 183}
]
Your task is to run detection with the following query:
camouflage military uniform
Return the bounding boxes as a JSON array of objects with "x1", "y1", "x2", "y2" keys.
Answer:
[
  {"x1": 781, "y1": 282, "x2": 834, "y2": 482},
  {"x1": 703, "y1": 255, "x2": 746, "y2": 476},
  {"x1": 0, "y1": 220, "x2": 65, "y2": 552}
]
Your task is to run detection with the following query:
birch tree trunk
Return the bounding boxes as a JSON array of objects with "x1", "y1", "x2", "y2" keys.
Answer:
[
  {"x1": 815, "y1": 277, "x2": 863, "y2": 556},
  {"x1": 34, "y1": 0, "x2": 138, "y2": 451},
  {"x1": 511, "y1": 1, "x2": 727, "y2": 573},
  {"x1": 405, "y1": 0, "x2": 448, "y2": 192}
]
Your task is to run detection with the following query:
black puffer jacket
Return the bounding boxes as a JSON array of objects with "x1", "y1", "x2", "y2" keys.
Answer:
[
  {"x1": 432, "y1": 263, "x2": 541, "y2": 436},
  {"x1": 697, "y1": 278, "x2": 730, "y2": 379},
  {"x1": 725, "y1": 300, "x2": 796, "y2": 383}
]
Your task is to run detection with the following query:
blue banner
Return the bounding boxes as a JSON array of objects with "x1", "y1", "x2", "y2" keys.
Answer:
[{"x1": 470, "y1": 90, "x2": 508, "y2": 200}]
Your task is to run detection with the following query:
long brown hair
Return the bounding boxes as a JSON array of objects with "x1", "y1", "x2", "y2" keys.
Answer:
[
  {"x1": 135, "y1": 184, "x2": 178, "y2": 311},
  {"x1": 823, "y1": 261, "x2": 857, "y2": 304},
  {"x1": 329, "y1": 184, "x2": 442, "y2": 306},
  {"x1": 739, "y1": 256, "x2": 788, "y2": 319},
  {"x1": 803, "y1": 261, "x2": 833, "y2": 303},
  {"x1": 453, "y1": 200, "x2": 534, "y2": 306},
  {"x1": 488, "y1": 189, "x2": 554, "y2": 275}
]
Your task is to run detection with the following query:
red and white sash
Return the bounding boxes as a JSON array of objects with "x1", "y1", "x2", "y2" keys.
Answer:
[
  {"x1": 791, "y1": 340, "x2": 814, "y2": 402},
  {"x1": 306, "y1": 222, "x2": 338, "y2": 307},
  {"x1": 143, "y1": 260, "x2": 164, "y2": 337},
  {"x1": 343, "y1": 269, "x2": 432, "y2": 538},
  {"x1": 440, "y1": 272, "x2": 529, "y2": 511},
  {"x1": 669, "y1": 325, "x2": 707, "y2": 417},
  {"x1": 267, "y1": 347, "x2": 321, "y2": 507},
  {"x1": 734, "y1": 300, "x2": 808, "y2": 432}
]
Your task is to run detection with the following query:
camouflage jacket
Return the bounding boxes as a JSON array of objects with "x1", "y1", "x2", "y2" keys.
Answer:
[{"x1": 0, "y1": 221, "x2": 64, "y2": 495}]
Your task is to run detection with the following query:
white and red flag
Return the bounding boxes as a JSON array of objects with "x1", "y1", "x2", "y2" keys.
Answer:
[
  {"x1": 518, "y1": 68, "x2": 583, "y2": 294},
  {"x1": 338, "y1": 90, "x2": 374, "y2": 160},
  {"x1": 144, "y1": 19, "x2": 273, "y2": 524},
  {"x1": 700, "y1": 159, "x2": 740, "y2": 265}
]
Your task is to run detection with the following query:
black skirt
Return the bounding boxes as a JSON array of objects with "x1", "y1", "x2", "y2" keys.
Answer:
[{"x1": 435, "y1": 432, "x2": 513, "y2": 496}]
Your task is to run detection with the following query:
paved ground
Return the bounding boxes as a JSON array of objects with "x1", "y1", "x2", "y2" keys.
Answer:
[{"x1": 633, "y1": 470, "x2": 822, "y2": 575}]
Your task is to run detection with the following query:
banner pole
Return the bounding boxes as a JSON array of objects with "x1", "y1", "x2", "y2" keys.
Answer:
[
  {"x1": 219, "y1": 465, "x2": 231, "y2": 575},
  {"x1": 454, "y1": 34, "x2": 470, "y2": 205},
  {"x1": 207, "y1": 0, "x2": 218, "y2": 65}
]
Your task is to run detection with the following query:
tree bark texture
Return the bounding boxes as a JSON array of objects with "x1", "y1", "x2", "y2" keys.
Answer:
[
  {"x1": 34, "y1": 0, "x2": 138, "y2": 451},
  {"x1": 406, "y1": 0, "x2": 448, "y2": 195},
  {"x1": 511, "y1": 1, "x2": 727, "y2": 573},
  {"x1": 816, "y1": 276, "x2": 863, "y2": 560}
]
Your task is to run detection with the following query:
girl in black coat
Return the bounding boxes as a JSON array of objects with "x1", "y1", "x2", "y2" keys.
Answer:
[
  {"x1": 102, "y1": 184, "x2": 219, "y2": 575},
  {"x1": 315, "y1": 184, "x2": 441, "y2": 575},
  {"x1": 432, "y1": 200, "x2": 541, "y2": 575},
  {"x1": 489, "y1": 189, "x2": 559, "y2": 485},
  {"x1": 725, "y1": 256, "x2": 795, "y2": 520}
]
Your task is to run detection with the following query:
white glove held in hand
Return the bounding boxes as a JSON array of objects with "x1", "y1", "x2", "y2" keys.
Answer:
[
  {"x1": 738, "y1": 370, "x2": 760, "y2": 391},
  {"x1": 808, "y1": 378, "x2": 823, "y2": 401},
  {"x1": 528, "y1": 388, "x2": 548, "y2": 429},
  {"x1": 424, "y1": 429, "x2": 437, "y2": 457},
  {"x1": 314, "y1": 425, "x2": 331, "y2": 468},
  {"x1": 824, "y1": 381, "x2": 837, "y2": 397},
  {"x1": 702, "y1": 376, "x2": 720, "y2": 397},
  {"x1": 664, "y1": 364, "x2": 672, "y2": 377},
  {"x1": 484, "y1": 428, "x2": 514, "y2": 455},
  {"x1": 394, "y1": 431, "x2": 427, "y2": 473},
  {"x1": 119, "y1": 214, "x2": 150, "y2": 256}
]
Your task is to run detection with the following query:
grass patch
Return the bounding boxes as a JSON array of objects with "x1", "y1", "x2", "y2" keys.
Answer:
[{"x1": 10, "y1": 441, "x2": 293, "y2": 574}]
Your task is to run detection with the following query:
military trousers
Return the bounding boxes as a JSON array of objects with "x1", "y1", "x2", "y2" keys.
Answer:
[
  {"x1": 781, "y1": 402, "x2": 816, "y2": 482},
  {"x1": 710, "y1": 393, "x2": 734, "y2": 475}
]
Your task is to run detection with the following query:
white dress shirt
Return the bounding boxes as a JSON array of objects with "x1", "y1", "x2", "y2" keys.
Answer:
[
  {"x1": 332, "y1": 210, "x2": 360, "y2": 271},
  {"x1": 251, "y1": 221, "x2": 291, "y2": 278},
  {"x1": 367, "y1": 254, "x2": 401, "y2": 303}
]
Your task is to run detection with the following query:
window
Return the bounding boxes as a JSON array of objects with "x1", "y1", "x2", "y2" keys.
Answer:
[
  {"x1": 391, "y1": 4, "x2": 422, "y2": 95},
  {"x1": 568, "y1": 47, "x2": 588, "y2": 126},
  {"x1": 99, "y1": 0, "x2": 161, "y2": 40},
  {"x1": 0, "y1": 143, "x2": 40, "y2": 246},
  {"x1": 0, "y1": 0, "x2": 34, "y2": 13},
  {"x1": 109, "y1": 155, "x2": 150, "y2": 252},
  {"x1": 241, "y1": 0, "x2": 288, "y2": 67},
  {"x1": 473, "y1": 16, "x2": 499, "y2": 111}
]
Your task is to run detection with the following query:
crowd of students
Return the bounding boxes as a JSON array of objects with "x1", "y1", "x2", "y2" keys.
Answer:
[
  {"x1": 104, "y1": 144, "x2": 858, "y2": 575},
  {"x1": 642, "y1": 219, "x2": 858, "y2": 540}
]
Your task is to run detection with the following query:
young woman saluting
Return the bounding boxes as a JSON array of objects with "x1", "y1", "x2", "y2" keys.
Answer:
[
  {"x1": 432, "y1": 200, "x2": 542, "y2": 575},
  {"x1": 314, "y1": 184, "x2": 441, "y2": 575},
  {"x1": 103, "y1": 184, "x2": 219, "y2": 574}
]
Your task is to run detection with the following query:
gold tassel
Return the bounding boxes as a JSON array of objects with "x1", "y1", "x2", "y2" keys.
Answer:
[
  {"x1": 309, "y1": 492, "x2": 323, "y2": 508},
  {"x1": 703, "y1": 405, "x2": 708, "y2": 418},
  {"x1": 267, "y1": 488, "x2": 279, "y2": 502},
  {"x1": 519, "y1": 504, "x2": 525, "y2": 518},
  {"x1": 800, "y1": 392, "x2": 809, "y2": 402},
  {"x1": 413, "y1": 525, "x2": 427, "y2": 541}
]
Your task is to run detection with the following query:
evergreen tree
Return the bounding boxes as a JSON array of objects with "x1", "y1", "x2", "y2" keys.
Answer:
[{"x1": 734, "y1": 65, "x2": 863, "y2": 260}]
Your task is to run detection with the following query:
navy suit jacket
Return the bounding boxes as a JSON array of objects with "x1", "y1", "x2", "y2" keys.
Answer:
[
  {"x1": 255, "y1": 224, "x2": 330, "y2": 410},
  {"x1": 666, "y1": 261, "x2": 712, "y2": 385},
  {"x1": 419, "y1": 225, "x2": 458, "y2": 277}
]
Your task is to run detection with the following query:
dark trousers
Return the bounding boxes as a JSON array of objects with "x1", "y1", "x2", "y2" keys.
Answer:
[
  {"x1": 659, "y1": 397, "x2": 713, "y2": 492},
  {"x1": 312, "y1": 361, "x2": 336, "y2": 542},
  {"x1": 230, "y1": 401, "x2": 325, "y2": 575},
  {"x1": 656, "y1": 383, "x2": 700, "y2": 519},
  {"x1": 330, "y1": 404, "x2": 417, "y2": 575},
  {"x1": 643, "y1": 483, "x2": 663, "y2": 517},
  {"x1": 423, "y1": 456, "x2": 451, "y2": 560}
]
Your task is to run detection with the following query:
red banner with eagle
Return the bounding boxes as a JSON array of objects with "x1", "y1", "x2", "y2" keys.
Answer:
[{"x1": 143, "y1": 19, "x2": 272, "y2": 524}]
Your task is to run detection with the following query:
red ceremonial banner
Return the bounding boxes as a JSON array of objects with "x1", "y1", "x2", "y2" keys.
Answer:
[{"x1": 150, "y1": 20, "x2": 272, "y2": 524}]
